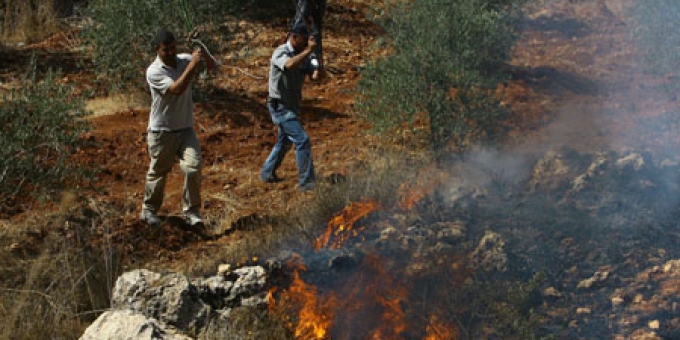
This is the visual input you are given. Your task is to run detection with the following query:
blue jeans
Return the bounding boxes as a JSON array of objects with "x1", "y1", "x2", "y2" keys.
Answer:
[{"x1": 261, "y1": 100, "x2": 315, "y2": 186}]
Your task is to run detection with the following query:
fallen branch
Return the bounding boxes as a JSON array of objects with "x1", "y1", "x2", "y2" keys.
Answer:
[{"x1": 191, "y1": 38, "x2": 264, "y2": 80}]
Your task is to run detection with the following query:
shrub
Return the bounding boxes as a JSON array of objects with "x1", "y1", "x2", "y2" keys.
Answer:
[
  {"x1": 0, "y1": 61, "x2": 90, "y2": 215},
  {"x1": 82, "y1": 0, "x2": 240, "y2": 92},
  {"x1": 356, "y1": 0, "x2": 524, "y2": 158}
]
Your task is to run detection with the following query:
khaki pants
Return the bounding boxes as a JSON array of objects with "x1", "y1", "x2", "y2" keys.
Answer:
[{"x1": 142, "y1": 129, "x2": 202, "y2": 215}]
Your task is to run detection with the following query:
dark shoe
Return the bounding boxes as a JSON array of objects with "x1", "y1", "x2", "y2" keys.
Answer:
[
  {"x1": 260, "y1": 174, "x2": 283, "y2": 183},
  {"x1": 184, "y1": 212, "x2": 204, "y2": 227},
  {"x1": 298, "y1": 182, "x2": 316, "y2": 192},
  {"x1": 184, "y1": 213, "x2": 213, "y2": 239},
  {"x1": 140, "y1": 210, "x2": 161, "y2": 226}
]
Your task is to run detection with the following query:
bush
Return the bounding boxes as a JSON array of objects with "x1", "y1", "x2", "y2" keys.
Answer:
[
  {"x1": 82, "y1": 0, "x2": 240, "y2": 92},
  {"x1": 356, "y1": 0, "x2": 525, "y2": 158},
  {"x1": 0, "y1": 61, "x2": 90, "y2": 215}
]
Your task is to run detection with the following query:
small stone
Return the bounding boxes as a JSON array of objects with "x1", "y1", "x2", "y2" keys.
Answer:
[
  {"x1": 543, "y1": 287, "x2": 564, "y2": 299},
  {"x1": 576, "y1": 307, "x2": 591, "y2": 314},
  {"x1": 218, "y1": 264, "x2": 232, "y2": 277},
  {"x1": 648, "y1": 320, "x2": 660, "y2": 330},
  {"x1": 577, "y1": 270, "x2": 609, "y2": 289},
  {"x1": 633, "y1": 294, "x2": 644, "y2": 304},
  {"x1": 611, "y1": 296, "x2": 625, "y2": 307}
]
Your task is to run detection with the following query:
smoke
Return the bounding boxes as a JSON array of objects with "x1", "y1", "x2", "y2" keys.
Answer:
[
  {"x1": 271, "y1": 2, "x2": 680, "y2": 338},
  {"x1": 451, "y1": 146, "x2": 535, "y2": 189},
  {"x1": 459, "y1": 0, "x2": 680, "y2": 198},
  {"x1": 519, "y1": 0, "x2": 680, "y2": 159}
]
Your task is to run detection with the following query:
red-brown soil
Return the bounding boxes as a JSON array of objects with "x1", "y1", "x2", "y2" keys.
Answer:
[{"x1": 3, "y1": 0, "x2": 390, "y2": 265}]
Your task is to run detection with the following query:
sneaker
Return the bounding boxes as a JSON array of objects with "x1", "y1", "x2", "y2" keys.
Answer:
[
  {"x1": 140, "y1": 210, "x2": 161, "y2": 226},
  {"x1": 298, "y1": 182, "x2": 316, "y2": 192},
  {"x1": 260, "y1": 174, "x2": 283, "y2": 183},
  {"x1": 184, "y1": 212, "x2": 204, "y2": 226}
]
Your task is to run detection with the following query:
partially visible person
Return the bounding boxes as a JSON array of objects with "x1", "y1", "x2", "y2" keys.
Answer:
[
  {"x1": 260, "y1": 22, "x2": 325, "y2": 191},
  {"x1": 290, "y1": 0, "x2": 326, "y2": 68},
  {"x1": 140, "y1": 28, "x2": 215, "y2": 227}
]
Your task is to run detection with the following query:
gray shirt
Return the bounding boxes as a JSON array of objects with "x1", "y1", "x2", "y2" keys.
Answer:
[
  {"x1": 146, "y1": 53, "x2": 194, "y2": 131},
  {"x1": 268, "y1": 41, "x2": 314, "y2": 113}
]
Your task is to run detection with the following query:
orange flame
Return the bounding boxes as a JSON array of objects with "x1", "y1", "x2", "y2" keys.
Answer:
[
  {"x1": 331, "y1": 254, "x2": 409, "y2": 339},
  {"x1": 271, "y1": 254, "x2": 466, "y2": 340},
  {"x1": 270, "y1": 175, "x2": 469, "y2": 339},
  {"x1": 290, "y1": 270, "x2": 334, "y2": 339},
  {"x1": 367, "y1": 288, "x2": 408, "y2": 339},
  {"x1": 269, "y1": 254, "x2": 335, "y2": 339},
  {"x1": 368, "y1": 255, "x2": 408, "y2": 339},
  {"x1": 314, "y1": 200, "x2": 380, "y2": 250}
]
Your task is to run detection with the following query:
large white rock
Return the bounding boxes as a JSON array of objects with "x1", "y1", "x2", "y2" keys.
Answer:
[{"x1": 79, "y1": 310, "x2": 191, "y2": 340}]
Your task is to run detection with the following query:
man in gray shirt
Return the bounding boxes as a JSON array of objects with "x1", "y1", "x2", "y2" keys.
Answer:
[
  {"x1": 140, "y1": 28, "x2": 214, "y2": 227},
  {"x1": 260, "y1": 23, "x2": 325, "y2": 191}
]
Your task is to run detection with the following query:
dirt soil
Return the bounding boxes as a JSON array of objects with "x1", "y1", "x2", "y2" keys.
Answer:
[{"x1": 2, "y1": 1, "x2": 391, "y2": 261}]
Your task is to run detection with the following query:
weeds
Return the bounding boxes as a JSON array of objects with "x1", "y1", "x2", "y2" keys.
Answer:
[
  {"x1": 0, "y1": 59, "x2": 91, "y2": 216},
  {"x1": 0, "y1": 198, "x2": 122, "y2": 339},
  {"x1": 183, "y1": 150, "x2": 421, "y2": 276}
]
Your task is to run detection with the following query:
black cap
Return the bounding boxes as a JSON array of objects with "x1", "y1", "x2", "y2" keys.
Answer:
[{"x1": 153, "y1": 28, "x2": 175, "y2": 48}]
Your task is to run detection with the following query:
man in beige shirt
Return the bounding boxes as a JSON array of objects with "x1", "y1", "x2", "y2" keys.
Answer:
[{"x1": 140, "y1": 28, "x2": 214, "y2": 227}]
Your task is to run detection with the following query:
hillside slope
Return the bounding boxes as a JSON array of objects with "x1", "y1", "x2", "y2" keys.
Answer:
[
  {"x1": 5, "y1": 0, "x2": 676, "y2": 264},
  {"x1": 6, "y1": 0, "x2": 680, "y2": 338}
]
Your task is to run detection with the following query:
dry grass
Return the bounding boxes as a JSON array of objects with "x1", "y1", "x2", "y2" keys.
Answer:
[
  {"x1": 85, "y1": 91, "x2": 148, "y2": 118},
  {"x1": 2, "y1": 0, "x2": 62, "y2": 44},
  {"x1": 180, "y1": 149, "x2": 427, "y2": 276},
  {"x1": 0, "y1": 195, "x2": 122, "y2": 339}
]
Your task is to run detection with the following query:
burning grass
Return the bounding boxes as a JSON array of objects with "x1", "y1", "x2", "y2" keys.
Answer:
[
  {"x1": 314, "y1": 199, "x2": 381, "y2": 250},
  {"x1": 7, "y1": 144, "x2": 680, "y2": 339},
  {"x1": 0, "y1": 150, "x2": 424, "y2": 339},
  {"x1": 260, "y1": 145, "x2": 680, "y2": 339}
]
